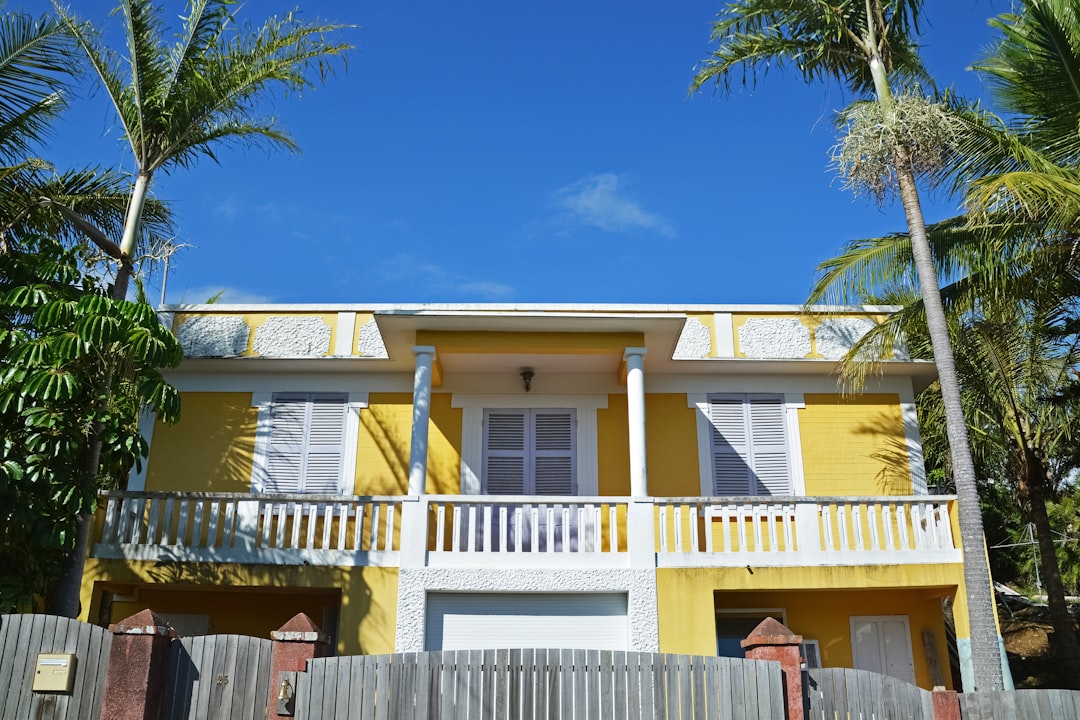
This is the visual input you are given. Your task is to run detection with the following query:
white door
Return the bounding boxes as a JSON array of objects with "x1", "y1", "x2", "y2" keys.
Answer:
[
  {"x1": 851, "y1": 615, "x2": 916, "y2": 683},
  {"x1": 424, "y1": 593, "x2": 628, "y2": 651}
]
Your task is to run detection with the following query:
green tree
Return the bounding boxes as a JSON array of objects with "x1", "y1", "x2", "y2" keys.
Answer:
[
  {"x1": 55, "y1": 0, "x2": 351, "y2": 300},
  {"x1": 691, "y1": 0, "x2": 1005, "y2": 689},
  {"x1": 0, "y1": 233, "x2": 182, "y2": 612},
  {"x1": 914, "y1": 295, "x2": 1080, "y2": 686}
]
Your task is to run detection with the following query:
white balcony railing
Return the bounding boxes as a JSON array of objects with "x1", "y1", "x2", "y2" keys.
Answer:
[
  {"x1": 654, "y1": 496, "x2": 959, "y2": 567},
  {"x1": 94, "y1": 492, "x2": 401, "y2": 566},
  {"x1": 93, "y1": 492, "x2": 960, "y2": 568}
]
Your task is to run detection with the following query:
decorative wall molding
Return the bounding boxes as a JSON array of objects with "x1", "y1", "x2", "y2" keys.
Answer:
[
  {"x1": 814, "y1": 318, "x2": 876, "y2": 360},
  {"x1": 672, "y1": 317, "x2": 712, "y2": 359},
  {"x1": 737, "y1": 318, "x2": 811, "y2": 359},
  {"x1": 177, "y1": 316, "x2": 251, "y2": 357},
  {"x1": 252, "y1": 316, "x2": 332, "y2": 357},
  {"x1": 357, "y1": 317, "x2": 389, "y2": 358}
]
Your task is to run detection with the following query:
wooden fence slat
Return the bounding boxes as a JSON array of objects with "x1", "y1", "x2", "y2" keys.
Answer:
[
  {"x1": 598, "y1": 649, "x2": 613, "y2": 720},
  {"x1": 586, "y1": 648, "x2": 601, "y2": 720},
  {"x1": 482, "y1": 648, "x2": 497, "y2": 720}
]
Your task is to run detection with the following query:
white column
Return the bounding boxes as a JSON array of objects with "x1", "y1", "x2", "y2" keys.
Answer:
[
  {"x1": 625, "y1": 347, "x2": 648, "y2": 497},
  {"x1": 408, "y1": 346, "x2": 436, "y2": 495}
]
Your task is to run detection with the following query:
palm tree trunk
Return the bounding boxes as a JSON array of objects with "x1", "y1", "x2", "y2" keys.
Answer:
[
  {"x1": 1024, "y1": 457, "x2": 1080, "y2": 689},
  {"x1": 894, "y1": 146, "x2": 1005, "y2": 691},
  {"x1": 111, "y1": 172, "x2": 151, "y2": 301}
]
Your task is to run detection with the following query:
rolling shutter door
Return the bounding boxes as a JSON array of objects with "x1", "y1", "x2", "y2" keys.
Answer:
[
  {"x1": 708, "y1": 394, "x2": 791, "y2": 495},
  {"x1": 424, "y1": 593, "x2": 628, "y2": 651}
]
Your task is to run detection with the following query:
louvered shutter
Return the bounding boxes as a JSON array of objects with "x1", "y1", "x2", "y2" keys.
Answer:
[
  {"x1": 708, "y1": 394, "x2": 791, "y2": 496},
  {"x1": 482, "y1": 409, "x2": 576, "y2": 495},
  {"x1": 708, "y1": 396, "x2": 752, "y2": 495},
  {"x1": 532, "y1": 410, "x2": 575, "y2": 495},
  {"x1": 267, "y1": 396, "x2": 307, "y2": 493},
  {"x1": 304, "y1": 396, "x2": 347, "y2": 494},
  {"x1": 483, "y1": 410, "x2": 527, "y2": 494},
  {"x1": 266, "y1": 393, "x2": 346, "y2": 495},
  {"x1": 747, "y1": 395, "x2": 790, "y2": 495}
]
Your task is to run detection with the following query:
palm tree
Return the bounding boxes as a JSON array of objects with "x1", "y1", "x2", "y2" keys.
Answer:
[
  {"x1": 691, "y1": 0, "x2": 1005, "y2": 689},
  {"x1": 54, "y1": 0, "x2": 351, "y2": 300}
]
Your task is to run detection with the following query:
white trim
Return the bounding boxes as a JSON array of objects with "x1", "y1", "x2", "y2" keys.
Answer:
[
  {"x1": 249, "y1": 391, "x2": 367, "y2": 494},
  {"x1": 713, "y1": 313, "x2": 735, "y2": 358},
  {"x1": 334, "y1": 312, "x2": 357, "y2": 356},
  {"x1": 690, "y1": 393, "x2": 805, "y2": 496},
  {"x1": 126, "y1": 408, "x2": 156, "y2": 491},
  {"x1": 651, "y1": 374, "x2": 915, "y2": 395},
  {"x1": 164, "y1": 373, "x2": 411, "y2": 394},
  {"x1": 900, "y1": 386, "x2": 927, "y2": 494},
  {"x1": 454, "y1": 394, "x2": 607, "y2": 496}
]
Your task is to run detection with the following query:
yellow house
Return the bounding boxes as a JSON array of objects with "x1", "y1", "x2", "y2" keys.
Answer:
[{"x1": 82, "y1": 303, "x2": 1005, "y2": 691}]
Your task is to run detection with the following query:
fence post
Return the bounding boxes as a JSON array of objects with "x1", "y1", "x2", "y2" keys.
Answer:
[
  {"x1": 100, "y1": 609, "x2": 176, "y2": 720},
  {"x1": 267, "y1": 613, "x2": 331, "y2": 717},
  {"x1": 741, "y1": 617, "x2": 805, "y2": 720},
  {"x1": 931, "y1": 689, "x2": 961, "y2": 720}
]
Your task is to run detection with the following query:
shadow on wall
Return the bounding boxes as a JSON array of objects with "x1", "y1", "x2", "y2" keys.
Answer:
[
  {"x1": 360, "y1": 399, "x2": 460, "y2": 495},
  {"x1": 854, "y1": 412, "x2": 914, "y2": 495}
]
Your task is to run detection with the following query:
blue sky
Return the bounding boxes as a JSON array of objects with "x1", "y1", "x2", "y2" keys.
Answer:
[{"x1": 19, "y1": 0, "x2": 1010, "y2": 305}]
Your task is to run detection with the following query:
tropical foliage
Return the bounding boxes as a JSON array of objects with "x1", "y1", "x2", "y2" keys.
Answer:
[
  {"x1": 55, "y1": 0, "x2": 352, "y2": 300},
  {"x1": 0, "y1": 234, "x2": 181, "y2": 612},
  {"x1": 693, "y1": 0, "x2": 1005, "y2": 689}
]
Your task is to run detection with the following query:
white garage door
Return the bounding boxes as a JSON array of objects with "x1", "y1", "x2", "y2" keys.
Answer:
[{"x1": 424, "y1": 593, "x2": 629, "y2": 651}]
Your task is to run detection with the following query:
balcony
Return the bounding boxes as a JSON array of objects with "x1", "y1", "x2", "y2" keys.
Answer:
[{"x1": 91, "y1": 492, "x2": 961, "y2": 569}]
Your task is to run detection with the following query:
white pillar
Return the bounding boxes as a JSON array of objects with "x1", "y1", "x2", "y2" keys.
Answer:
[
  {"x1": 625, "y1": 347, "x2": 648, "y2": 497},
  {"x1": 408, "y1": 346, "x2": 436, "y2": 495}
]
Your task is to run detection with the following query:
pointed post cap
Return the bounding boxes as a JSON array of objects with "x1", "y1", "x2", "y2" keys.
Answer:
[
  {"x1": 740, "y1": 617, "x2": 803, "y2": 649},
  {"x1": 271, "y1": 613, "x2": 331, "y2": 644},
  {"x1": 108, "y1": 608, "x2": 177, "y2": 638}
]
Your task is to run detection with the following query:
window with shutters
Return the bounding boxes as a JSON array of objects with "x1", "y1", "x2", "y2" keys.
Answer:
[
  {"x1": 708, "y1": 393, "x2": 792, "y2": 495},
  {"x1": 264, "y1": 393, "x2": 348, "y2": 495},
  {"x1": 482, "y1": 409, "x2": 576, "y2": 495}
]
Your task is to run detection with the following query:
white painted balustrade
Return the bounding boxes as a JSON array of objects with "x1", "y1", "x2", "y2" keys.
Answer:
[
  {"x1": 654, "y1": 496, "x2": 960, "y2": 567},
  {"x1": 94, "y1": 492, "x2": 401, "y2": 566},
  {"x1": 94, "y1": 492, "x2": 959, "y2": 569},
  {"x1": 422, "y1": 495, "x2": 630, "y2": 568}
]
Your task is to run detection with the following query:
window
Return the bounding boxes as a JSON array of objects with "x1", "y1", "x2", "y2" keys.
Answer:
[
  {"x1": 708, "y1": 393, "x2": 792, "y2": 495},
  {"x1": 715, "y1": 609, "x2": 785, "y2": 658},
  {"x1": 263, "y1": 393, "x2": 348, "y2": 495},
  {"x1": 482, "y1": 409, "x2": 576, "y2": 495}
]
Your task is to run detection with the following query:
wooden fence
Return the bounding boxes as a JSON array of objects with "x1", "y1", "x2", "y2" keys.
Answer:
[
  {"x1": 958, "y1": 689, "x2": 1080, "y2": 719},
  {"x1": 160, "y1": 634, "x2": 274, "y2": 720},
  {"x1": 807, "y1": 667, "x2": 935, "y2": 719},
  {"x1": 0, "y1": 614, "x2": 111, "y2": 720},
  {"x1": 294, "y1": 649, "x2": 786, "y2": 720}
]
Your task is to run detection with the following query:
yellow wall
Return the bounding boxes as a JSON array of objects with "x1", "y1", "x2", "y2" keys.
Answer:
[
  {"x1": 145, "y1": 392, "x2": 257, "y2": 492},
  {"x1": 358, "y1": 393, "x2": 461, "y2": 495},
  {"x1": 799, "y1": 393, "x2": 912, "y2": 495},
  {"x1": 656, "y1": 564, "x2": 963, "y2": 689},
  {"x1": 83, "y1": 560, "x2": 399, "y2": 655},
  {"x1": 597, "y1": 394, "x2": 699, "y2": 496}
]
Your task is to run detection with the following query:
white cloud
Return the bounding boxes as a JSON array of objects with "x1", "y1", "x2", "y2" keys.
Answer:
[
  {"x1": 554, "y1": 173, "x2": 674, "y2": 237},
  {"x1": 457, "y1": 281, "x2": 514, "y2": 299}
]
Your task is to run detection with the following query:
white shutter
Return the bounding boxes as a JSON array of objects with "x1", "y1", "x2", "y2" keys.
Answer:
[
  {"x1": 532, "y1": 410, "x2": 575, "y2": 495},
  {"x1": 424, "y1": 593, "x2": 628, "y2": 651},
  {"x1": 267, "y1": 396, "x2": 307, "y2": 493},
  {"x1": 266, "y1": 393, "x2": 346, "y2": 495},
  {"x1": 709, "y1": 396, "x2": 752, "y2": 495},
  {"x1": 483, "y1": 410, "x2": 527, "y2": 494},
  {"x1": 851, "y1": 616, "x2": 916, "y2": 684},
  {"x1": 747, "y1": 395, "x2": 790, "y2": 495},
  {"x1": 708, "y1": 394, "x2": 791, "y2": 496},
  {"x1": 304, "y1": 396, "x2": 347, "y2": 494}
]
